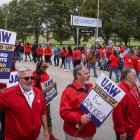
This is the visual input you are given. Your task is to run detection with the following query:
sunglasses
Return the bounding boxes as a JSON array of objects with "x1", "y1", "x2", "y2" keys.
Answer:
[
  {"x1": 21, "y1": 76, "x2": 34, "y2": 81},
  {"x1": 41, "y1": 66, "x2": 48, "y2": 69}
]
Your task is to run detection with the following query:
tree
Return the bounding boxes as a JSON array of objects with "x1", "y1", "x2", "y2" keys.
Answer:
[
  {"x1": 67, "y1": 0, "x2": 83, "y2": 45},
  {"x1": 80, "y1": 0, "x2": 117, "y2": 44},
  {"x1": 113, "y1": 0, "x2": 137, "y2": 46},
  {"x1": 0, "y1": 6, "x2": 5, "y2": 29},
  {"x1": 5, "y1": 0, "x2": 48, "y2": 43},
  {"x1": 133, "y1": 0, "x2": 140, "y2": 41},
  {"x1": 79, "y1": 0, "x2": 139, "y2": 45},
  {"x1": 46, "y1": 0, "x2": 72, "y2": 45}
]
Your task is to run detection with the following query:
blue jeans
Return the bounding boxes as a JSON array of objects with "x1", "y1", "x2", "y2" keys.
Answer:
[
  {"x1": 136, "y1": 72, "x2": 140, "y2": 82},
  {"x1": 88, "y1": 63, "x2": 97, "y2": 76},
  {"x1": 109, "y1": 67, "x2": 119, "y2": 82},
  {"x1": 66, "y1": 58, "x2": 72, "y2": 70}
]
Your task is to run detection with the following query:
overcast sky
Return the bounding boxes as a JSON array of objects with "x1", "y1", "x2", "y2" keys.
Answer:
[{"x1": 0, "y1": 0, "x2": 12, "y2": 6}]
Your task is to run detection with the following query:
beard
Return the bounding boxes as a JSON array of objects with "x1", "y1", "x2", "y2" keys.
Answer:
[
  {"x1": 84, "y1": 80, "x2": 89, "y2": 84},
  {"x1": 21, "y1": 83, "x2": 32, "y2": 91}
]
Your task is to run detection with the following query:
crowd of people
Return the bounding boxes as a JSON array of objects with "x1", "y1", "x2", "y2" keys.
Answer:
[
  {"x1": 0, "y1": 41, "x2": 140, "y2": 140},
  {"x1": 14, "y1": 41, "x2": 140, "y2": 83}
]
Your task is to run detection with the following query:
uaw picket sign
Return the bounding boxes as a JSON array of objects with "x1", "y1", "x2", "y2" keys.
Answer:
[
  {"x1": 41, "y1": 78, "x2": 58, "y2": 106},
  {"x1": 80, "y1": 73, "x2": 125, "y2": 127},
  {"x1": 0, "y1": 29, "x2": 16, "y2": 80},
  {"x1": 7, "y1": 71, "x2": 19, "y2": 88}
]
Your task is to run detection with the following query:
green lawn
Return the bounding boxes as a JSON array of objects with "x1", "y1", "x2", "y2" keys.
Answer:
[{"x1": 26, "y1": 37, "x2": 140, "y2": 47}]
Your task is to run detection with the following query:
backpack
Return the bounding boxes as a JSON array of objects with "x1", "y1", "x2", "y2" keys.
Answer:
[{"x1": 67, "y1": 84, "x2": 88, "y2": 94}]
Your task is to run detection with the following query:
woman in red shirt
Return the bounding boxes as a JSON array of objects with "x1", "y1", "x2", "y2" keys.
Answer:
[
  {"x1": 44, "y1": 45, "x2": 52, "y2": 63},
  {"x1": 60, "y1": 47, "x2": 66, "y2": 68},
  {"x1": 36, "y1": 45, "x2": 43, "y2": 61},
  {"x1": 24, "y1": 42, "x2": 31, "y2": 62},
  {"x1": 33, "y1": 61, "x2": 57, "y2": 140},
  {"x1": 109, "y1": 50, "x2": 120, "y2": 83},
  {"x1": 64, "y1": 46, "x2": 73, "y2": 71}
]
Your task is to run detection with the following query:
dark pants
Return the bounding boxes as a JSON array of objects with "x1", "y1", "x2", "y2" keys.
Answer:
[
  {"x1": 60, "y1": 56, "x2": 65, "y2": 68},
  {"x1": 54, "y1": 56, "x2": 59, "y2": 66},
  {"x1": 37, "y1": 55, "x2": 42, "y2": 61},
  {"x1": 32, "y1": 52, "x2": 37, "y2": 62},
  {"x1": 25, "y1": 52, "x2": 31, "y2": 61},
  {"x1": 109, "y1": 67, "x2": 119, "y2": 82},
  {"x1": 0, "y1": 110, "x2": 5, "y2": 140},
  {"x1": 45, "y1": 56, "x2": 51, "y2": 63},
  {"x1": 74, "y1": 60, "x2": 81, "y2": 68},
  {"x1": 116, "y1": 133, "x2": 133, "y2": 140}
]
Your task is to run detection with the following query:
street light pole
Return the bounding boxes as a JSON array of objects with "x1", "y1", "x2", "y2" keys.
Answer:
[{"x1": 96, "y1": 0, "x2": 100, "y2": 40}]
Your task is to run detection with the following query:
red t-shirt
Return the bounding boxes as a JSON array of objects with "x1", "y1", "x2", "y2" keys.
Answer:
[
  {"x1": 99, "y1": 48, "x2": 105, "y2": 59},
  {"x1": 24, "y1": 44, "x2": 31, "y2": 53},
  {"x1": 109, "y1": 55, "x2": 119, "y2": 68},
  {"x1": 60, "y1": 49, "x2": 66, "y2": 57},
  {"x1": 73, "y1": 49, "x2": 82, "y2": 60},
  {"x1": 36, "y1": 48, "x2": 43, "y2": 55},
  {"x1": 106, "y1": 48, "x2": 113, "y2": 59},
  {"x1": 124, "y1": 54, "x2": 136, "y2": 68},
  {"x1": 66, "y1": 49, "x2": 72, "y2": 58},
  {"x1": 44, "y1": 48, "x2": 52, "y2": 56}
]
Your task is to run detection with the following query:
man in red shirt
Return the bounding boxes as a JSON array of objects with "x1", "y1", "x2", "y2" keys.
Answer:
[
  {"x1": 0, "y1": 56, "x2": 17, "y2": 140},
  {"x1": 0, "y1": 67, "x2": 50, "y2": 140},
  {"x1": 113, "y1": 68, "x2": 140, "y2": 140},
  {"x1": 60, "y1": 65, "x2": 96, "y2": 140}
]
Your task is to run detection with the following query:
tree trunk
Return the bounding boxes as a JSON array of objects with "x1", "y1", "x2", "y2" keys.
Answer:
[
  {"x1": 74, "y1": 35, "x2": 77, "y2": 45},
  {"x1": 60, "y1": 33, "x2": 62, "y2": 45},
  {"x1": 35, "y1": 34, "x2": 39, "y2": 43}
]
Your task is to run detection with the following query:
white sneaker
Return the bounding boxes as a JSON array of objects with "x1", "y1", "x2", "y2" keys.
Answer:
[
  {"x1": 64, "y1": 69, "x2": 67, "y2": 72},
  {"x1": 67, "y1": 69, "x2": 70, "y2": 72}
]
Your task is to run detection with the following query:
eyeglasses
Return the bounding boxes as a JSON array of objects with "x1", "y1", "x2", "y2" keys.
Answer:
[
  {"x1": 41, "y1": 66, "x2": 48, "y2": 69},
  {"x1": 21, "y1": 76, "x2": 34, "y2": 81}
]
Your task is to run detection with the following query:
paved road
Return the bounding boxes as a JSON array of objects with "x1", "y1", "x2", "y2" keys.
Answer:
[{"x1": 16, "y1": 60, "x2": 116, "y2": 140}]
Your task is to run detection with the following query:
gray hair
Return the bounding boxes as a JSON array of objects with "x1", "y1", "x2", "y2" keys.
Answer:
[
  {"x1": 73, "y1": 65, "x2": 87, "y2": 80},
  {"x1": 120, "y1": 67, "x2": 133, "y2": 81},
  {"x1": 18, "y1": 67, "x2": 32, "y2": 77}
]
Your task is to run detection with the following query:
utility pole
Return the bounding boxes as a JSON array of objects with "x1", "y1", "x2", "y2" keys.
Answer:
[{"x1": 96, "y1": 0, "x2": 100, "y2": 40}]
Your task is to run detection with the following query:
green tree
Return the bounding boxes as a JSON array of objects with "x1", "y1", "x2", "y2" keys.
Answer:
[
  {"x1": 113, "y1": 0, "x2": 137, "y2": 46},
  {"x1": 0, "y1": 6, "x2": 5, "y2": 29},
  {"x1": 6, "y1": 0, "x2": 48, "y2": 43},
  {"x1": 80, "y1": 0, "x2": 117, "y2": 44},
  {"x1": 67, "y1": 0, "x2": 83, "y2": 45},
  {"x1": 46, "y1": 0, "x2": 72, "y2": 45},
  {"x1": 79, "y1": 0, "x2": 139, "y2": 45},
  {"x1": 134, "y1": 0, "x2": 140, "y2": 41}
]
